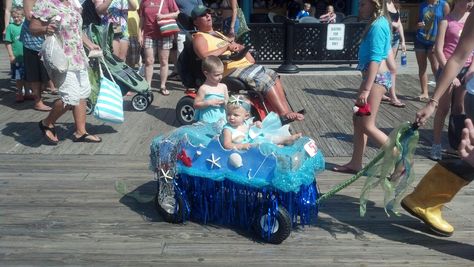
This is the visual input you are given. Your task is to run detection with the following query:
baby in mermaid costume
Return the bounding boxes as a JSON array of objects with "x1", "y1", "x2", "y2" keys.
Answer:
[{"x1": 221, "y1": 95, "x2": 302, "y2": 150}]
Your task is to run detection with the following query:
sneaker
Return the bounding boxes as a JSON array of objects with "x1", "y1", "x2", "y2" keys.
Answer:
[
  {"x1": 430, "y1": 144, "x2": 442, "y2": 161},
  {"x1": 15, "y1": 93, "x2": 24, "y2": 103}
]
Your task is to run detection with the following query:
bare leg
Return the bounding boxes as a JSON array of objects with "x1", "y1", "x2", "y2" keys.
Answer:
[
  {"x1": 280, "y1": 133, "x2": 302, "y2": 146},
  {"x1": 452, "y1": 85, "x2": 466, "y2": 115},
  {"x1": 42, "y1": 99, "x2": 69, "y2": 142},
  {"x1": 16, "y1": 80, "x2": 24, "y2": 94},
  {"x1": 118, "y1": 40, "x2": 129, "y2": 61},
  {"x1": 112, "y1": 39, "x2": 128, "y2": 61},
  {"x1": 31, "y1": 81, "x2": 51, "y2": 111},
  {"x1": 433, "y1": 85, "x2": 452, "y2": 145},
  {"x1": 416, "y1": 50, "x2": 429, "y2": 99},
  {"x1": 144, "y1": 47, "x2": 155, "y2": 86},
  {"x1": 48, "y1": 80, "x2": 57, "y2": 93},
  {"x1": 427, "y1": 50, "x2": 439, "y2": 79},
  {"x1": 73, "y1": 99, "x2": 87, "y2": 136},
  {"x1": 265, "y1": 78, "x2": 304, "y2": 121},
  {"x1": 335, "y1": 84, "x2": 388, "y2": 171},
  {"x1": 158, "y1": 47, "x2": 170, "y2": 93},
  {"x1": 386, "y1": 51, "x2": 404, "y2": 106},
  {"x1": 72, "y1": 99, "x2": 100, "y2": 141}
]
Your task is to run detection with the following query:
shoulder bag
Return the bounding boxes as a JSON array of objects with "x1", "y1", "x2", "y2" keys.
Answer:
[
  {"x1": 94, "y1": 58, "x2": 124, "y2": 123},
  {"x1": 157, "y1": 0, "x2": 180, "y2": 37}
]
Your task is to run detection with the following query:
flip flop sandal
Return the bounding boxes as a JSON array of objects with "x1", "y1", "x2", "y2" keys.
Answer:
[
  {"x1": 72, "y1": 133, "x2": 102, "y2": 143},
  {"x1": 159, "y1": 88, "x2": 170, "y2": 96},
  {"x1": 281, "y1": 109, "x2": 306, "y2": 125},
  {"x1": 389, "y1": 101, "x2": 406, "y2": 108},
  {"x1": 418, "y1": 96, "x2": 429, "y2": 102},
  {"x1": 38, "y1": 120, "x2": 58, "y2": 145}
]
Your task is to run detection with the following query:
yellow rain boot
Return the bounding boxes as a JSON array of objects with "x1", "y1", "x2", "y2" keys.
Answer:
[{"x1": 401, "y1": 163, "x2": 469, "y2": 237}]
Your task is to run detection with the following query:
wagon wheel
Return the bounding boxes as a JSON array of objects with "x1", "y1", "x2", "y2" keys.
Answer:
[
  {"x1": 253, "y1": 205, "x2": 291, "y2": 244},
  {"x1": 155, "y1": 179, "x2": 187, "y2": 223}
]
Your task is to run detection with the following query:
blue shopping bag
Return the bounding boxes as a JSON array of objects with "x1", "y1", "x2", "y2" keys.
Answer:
[{"x1": 94, "y1": 60, "x2": 124, "y2": 123}]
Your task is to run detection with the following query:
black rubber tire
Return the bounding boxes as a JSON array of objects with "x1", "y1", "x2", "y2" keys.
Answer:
[
  {"x1": 176, "y1": 96, "x2": 195, "y2": 125},
  {"x1": 154, "y1": 182, "x2": 187, "y2": 223},
  {"x1": 253, "y1": 205, "x2": 291, "y2": 244},
  {"x1": 132, "y1": 93, "x2": 150, "y2": 111},
  {"x1": 147, "y1": 91, "x2": 154, "y2": 104}
]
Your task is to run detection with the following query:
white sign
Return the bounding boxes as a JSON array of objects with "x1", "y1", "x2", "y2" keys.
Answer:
[
  {"x1": 326, "y1": 24, "x2": 345, "y2": 50},
  {"x1": 304, "y1": 139, "x2": 318, "y2": 157}
]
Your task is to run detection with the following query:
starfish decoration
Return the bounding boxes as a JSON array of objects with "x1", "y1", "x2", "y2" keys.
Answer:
[
  {"x1": 159, "y1": 168, "x2": 174, "y2": 182},
  {"x1": 229, "y1": 95, "x2": 245, "y2": 106},
  {"x1": 206, "y1": 153, "x2": 221, "y2": 169}
]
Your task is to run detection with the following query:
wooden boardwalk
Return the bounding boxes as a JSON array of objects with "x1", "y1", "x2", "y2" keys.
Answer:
[{"x1": 0, "y1": 48, "x2": 472, "y2": 266}]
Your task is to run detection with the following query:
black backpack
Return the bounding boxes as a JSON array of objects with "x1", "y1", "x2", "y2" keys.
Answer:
[{"x1": 177, "y1": 39, "x2": 205, "y2": 89}]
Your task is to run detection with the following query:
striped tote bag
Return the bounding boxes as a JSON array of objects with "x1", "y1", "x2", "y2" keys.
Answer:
[{"x1": 94, "y1": 61, "x2": 124, "y2": 123}]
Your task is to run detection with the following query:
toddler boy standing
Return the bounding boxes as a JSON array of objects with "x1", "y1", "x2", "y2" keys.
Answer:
[{"x1": 4, "y1": 7, "x2": 27, "y2": 102}]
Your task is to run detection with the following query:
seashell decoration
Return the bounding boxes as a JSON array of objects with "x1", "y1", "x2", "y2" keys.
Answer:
[{"x1": 229, "y1": 153, "x2": 243, "y2": 168}]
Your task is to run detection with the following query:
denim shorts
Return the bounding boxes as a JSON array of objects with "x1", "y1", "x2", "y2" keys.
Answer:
[
  {"x1": 10, "y1": 62, "x2": 25, "y2": 80},
  {"x1": 414, "y1": 38, "x2": 434, "y2": 53},
  {"x1": 391, "y1": 32, "x2": 400, "y2": 49}
]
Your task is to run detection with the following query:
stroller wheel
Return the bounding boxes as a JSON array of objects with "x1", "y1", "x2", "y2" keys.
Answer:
[
  {"x1": 131, "y1": 93, "x2": 150, "y2": 111},
  {"x1": 176, "y1": 96, "x2": 195, "y2": 125},
  {"x1": 147, "y1": 91, "x2": 154, "y2": 104},
  {"x1": 86, "y1": 99, "x2": 94, "y2": 115}
]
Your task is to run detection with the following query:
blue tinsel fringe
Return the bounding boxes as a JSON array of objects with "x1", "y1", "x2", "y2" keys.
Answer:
[{"x1": 168, "y1": 174, "x2": 319, "y2": 231}]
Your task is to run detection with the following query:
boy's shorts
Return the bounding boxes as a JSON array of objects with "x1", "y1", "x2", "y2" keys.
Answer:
[{"x1": 10, "y1": 62, "x2": 25, "y2": 81}]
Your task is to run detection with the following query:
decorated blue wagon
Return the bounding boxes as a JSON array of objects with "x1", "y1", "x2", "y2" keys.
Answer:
[{"x1": 150, "y1": 121, "x2": 325, "y2": 244}]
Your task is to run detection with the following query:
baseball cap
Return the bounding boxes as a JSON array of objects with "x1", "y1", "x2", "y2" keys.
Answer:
[{"x1": 191, "y1": 5, "x2": 212, "y2": 20}]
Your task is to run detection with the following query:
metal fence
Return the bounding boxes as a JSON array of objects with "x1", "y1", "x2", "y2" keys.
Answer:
[{"x1": 238, "y1": 21, "x2": 367, "y2": 73}]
